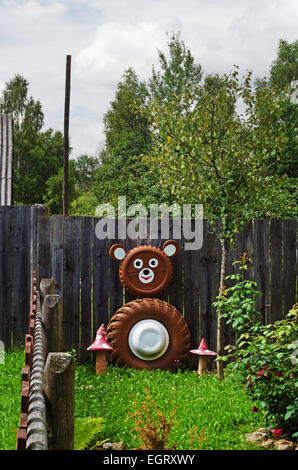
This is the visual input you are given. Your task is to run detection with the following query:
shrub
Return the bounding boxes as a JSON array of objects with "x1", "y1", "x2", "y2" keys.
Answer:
[
  {"x1": 223, "y1": 304, "x2": 298, "y2": 439},
  {"x1": 213, "y1": 253, "x2": 262, "y2": 343},
  {"x1": 74, "y1": 417, "x2": 105, "y2": 450},
  {"x1": 125, "y1": 388, "x2": 178, "y2": 450}
]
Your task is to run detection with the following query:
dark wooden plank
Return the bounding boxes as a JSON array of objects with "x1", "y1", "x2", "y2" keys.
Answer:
[
  {"x1": 154, "y1": 217, "x2": 170, "y2": 303},
  {"x1": 199, "y1": 220, "x2": 209, "y2": 347},
  {"x1": 30, "y1": 206, "x2": 46, "y2": 297},
  {"x1": 2, "y1": 207, "x2": 14, "y2": 347},
  {"x1": 235, "y1": 220, "x2": 254, "y2": 280},
  {"x1": 93, "y1": 217, "x2": 109, "y2": 332},
  {"x1": 62, "y1": 217, "x2": 81, "y2": 351},
  {"x1": 80, "y1": 216, "x2": 93, "y2": 362},
  {"x1": 37, "y1": 216, "x2": 53, "y2": 280},
  {"x1": 0, "y1": 208, "x2": 5, "y2": 344},
  {"x1": 183, "y1": 218, "x2": 200, "y2": 369},
  {"x1": 168, "y1": 219, "x2": 183, "y2": 313},
  {"x1": 253, "y1": 219, "x2": 270, "y2": 321},
  {"x1": 123, "y1": 223, "x2": 137, "y2": 304},
  {"x1": 206, "y1": 221, "x2": 221, "y2": 353},
  {"x1": 223, "y1": 243, "x2": 236, "y2": 348},
  {"x1": 51, "y1": 215, "x2": 64, "y2": 296},
  {"x1": 270, "y1": 219, "x2": 283, "y2": 322},
  {"x1": 109, "y1": 218, "x2": 125, "y2": 318},
  {"x1": 282, "y1": 219, "x2": 296, "y2": 316},
  {"x1": 30, "y1": 207, "x2": 47, "y2": 274},
  {"x1": 13, "y1": 206, "x2": 31, "y2": 344}
]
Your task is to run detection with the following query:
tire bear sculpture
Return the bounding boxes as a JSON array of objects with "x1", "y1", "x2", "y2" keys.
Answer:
[{"x1": 106, "y1": 241, "x2": 190, "y2": 370}]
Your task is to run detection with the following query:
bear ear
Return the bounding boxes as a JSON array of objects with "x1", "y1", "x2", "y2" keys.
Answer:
[
  {"x1": 109, "y1": 244, "x2": 126, "y2": 261},
  {"x1": 162, "y1": 240, "x2": 179, "y2": 257}
]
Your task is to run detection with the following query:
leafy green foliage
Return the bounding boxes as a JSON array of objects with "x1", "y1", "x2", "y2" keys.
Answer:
[
  {"x1": 74, "y1": 417, "x2": 105, "y2": 450},
  {"x1": 0, "y1": 74, "x2": 64, "y2": 205},
  {"x1": 270, "y1": 39, "x2": 298, "y2": 89},
  {"x1": 213, "y1": 254, "x2": 262, "y2": 343},
  {"x1": 145, "y1": 67, "x2": 289, "y2": 243},
  {"x1": 267, "y1": 39, "x2": 298, "y2": 201},
  {"x1": 73, "y1": 154, "x2": 100, "y2": 193},
  {"x1": 224, "y1": 304, "x2": 298, "y2": 439},
  {"x1": 92, "y1": 68, "x2": 153, "y2": 208},
  {"x1": 149, "y1": 32, "x2": 202, "y2": 108},
  {"x1": 70, "y1": 192, "x2": 99, "y2": 216},
  {"x1": 126, "y1": 388, "x2": 178, "y2": 450},
  {"x1": 43, "y1": 160, "x2": 77, "y2": 214}
]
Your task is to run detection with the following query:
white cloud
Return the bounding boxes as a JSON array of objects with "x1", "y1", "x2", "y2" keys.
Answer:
[{"x1": 75, "y1": 21, "x2": 168, "y2": 84}]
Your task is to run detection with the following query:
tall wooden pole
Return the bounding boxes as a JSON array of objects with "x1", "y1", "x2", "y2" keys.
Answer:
[{"x1": 63, "y1": 55, "x2": 71, "y2": 217}]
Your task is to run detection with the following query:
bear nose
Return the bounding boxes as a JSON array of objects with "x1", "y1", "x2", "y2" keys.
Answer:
[{"x1": 143, "y1": 269, "x2": 150, "y2": 275}]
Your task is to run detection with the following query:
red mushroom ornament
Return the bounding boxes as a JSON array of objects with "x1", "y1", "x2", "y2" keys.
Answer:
[
  {"x1": 190, "y1": 338, "x2": 217, "y2": 375},
  {"x1": 87, "y1": 324, "x2": 113, "y2": 375}
]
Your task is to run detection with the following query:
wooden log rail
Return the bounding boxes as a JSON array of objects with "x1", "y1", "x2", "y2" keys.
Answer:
[
  {"x1": 16, "y1": 271, "x2": 37, "y2": 450},
  {"x1": 16, "y1": 275, "x2": 74, "y2": 450}
]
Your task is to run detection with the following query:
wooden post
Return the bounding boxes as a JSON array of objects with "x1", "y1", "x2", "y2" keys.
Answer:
[
  {"x1": 95, "y1": 351, "x2": 107, "y2": 375},
  {"x1": 41, "y1": 294, "x2": 62, "y2": 357},
  {"x1": 198, "y1": 356, "x2": 208, "y2": 375},
  {"x1": 44, "y1": 353, "x2": 74, "y2": 450},
  {"x1": 40, "y1": 278, "x2": 55, "y2": 302},
  {"x1": 63, "y1": 54, "x2": 71, "y2": 218}
]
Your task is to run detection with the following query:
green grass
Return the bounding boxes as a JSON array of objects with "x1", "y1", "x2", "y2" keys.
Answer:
[
  {"x1": 0, "y1": 348, "x2": 24, "y2": 450},
  {"x1": 0, "y1": 349, "x2": 265, "y2": 450},
  {"x1": 75, "y1": 363, "x2": 264, "y2": 450}
]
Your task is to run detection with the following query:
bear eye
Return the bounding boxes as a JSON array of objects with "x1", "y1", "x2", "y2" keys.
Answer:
[
  {"x1": 149, "y1": 258, "x2": 158, "y2": 268},
  {"x1": 133, "y1": 258, "x2": 143, "y2": 269}
]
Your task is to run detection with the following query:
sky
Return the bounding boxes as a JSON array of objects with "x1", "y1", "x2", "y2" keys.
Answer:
[{"x1": 0, "y1": 0, "x2": 297, "y2": 158}]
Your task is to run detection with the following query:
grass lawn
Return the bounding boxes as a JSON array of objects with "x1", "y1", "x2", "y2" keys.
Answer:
[
  {"x1": 0, "y1": 348, "x2": 24, "y2": 450},
  {"x1": 0, "y1": 349, "x2": 265, "y2": 450},
  {"x1": 75, "y1": 362, "x2": 264, "y2": 450}
]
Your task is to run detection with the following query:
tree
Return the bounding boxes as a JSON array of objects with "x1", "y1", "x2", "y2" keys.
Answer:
[
  {"x1": 73, "y1": 154, "x2": 100, "y2": 192},
  {"x1": 149, "y1": 32, "x2": 203, "y2": 108},
  {"x1": 93, "y1": 67, "x2": 172, "y2": 208},
  {"x1": 268, "y1": 39, "x2": 298, "y2": 180},
  {"x1": 44, "y1": 160, "x2": 76, "y2": 214},
  {"x1": 0, "y1": 74, "x2": 64, "y2": 204},
  {"x1": 144, "y1": 67, "x2": 288, "y2": 379},
  {"x1": 270, "y1": 39, "x2": 298, "y2": 89}
]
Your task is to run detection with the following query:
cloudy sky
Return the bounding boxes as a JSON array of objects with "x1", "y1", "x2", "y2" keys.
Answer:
[{"x1": 0, "y1": 0, "x2": 297, "y2": 158}]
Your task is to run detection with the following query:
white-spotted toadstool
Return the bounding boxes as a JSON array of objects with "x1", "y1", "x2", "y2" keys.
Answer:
[
  {"x1": 87, "y1": 324, "x2": 113, "y2": 375},
  {"x1": 190, "y1": 338, "x2": 217, "y2": 375}
]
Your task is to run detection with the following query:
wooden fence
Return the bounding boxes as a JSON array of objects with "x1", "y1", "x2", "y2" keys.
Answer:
[
  {"x1": 0, "y1": 205, "x2": 46, "y2": 348},
  {"x1": 16, "y1": 272, "x2": 74, "y2": 450},
  {"x1": 0, "y1": 207, "x2": 296, "y2": 361},
  {"x1": 0, "y1": 115, "x2": 13, "y2": 206},
  {"x1": 36, "y1": 215, "x2": 297, "y2": 364}
]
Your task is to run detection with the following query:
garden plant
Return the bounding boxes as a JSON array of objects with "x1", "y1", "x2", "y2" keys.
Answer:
[{"x1": 214, "y1": 257, "x2": 298, "y2": 442}]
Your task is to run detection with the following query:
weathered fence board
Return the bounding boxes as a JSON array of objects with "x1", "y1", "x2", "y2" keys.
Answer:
[
  {"x1": 183, "y1": 220, "x2": 200, "y2": 368},
  {"x1": 0, "y1": 206, "x2": 46, "y2": 348},
  {"x1": 51, "y1": 215, "x2": 64, "y2": 296},
  {"x1": 93, "y1": 222, "x2": 110, "y2": 335},
  {"x1": 283, "y1": 219, "x2": 296, "y2": 315},
  {"x1": 254, "y1": 219, "x2": 270, "y2": 319},
  {"x1": 38, "y1": 216, "x2": 53, "y2": 280},
  {"x1": 80, "y1": 216, "x2": 93, "y2": 361},
  {"x1": 270, "y1": 219, "x2": 283, "y2": 323},
  {"x1": 13, "y1": 206, "x2": 31, "y2": 343},
  {"x1": 63, "y1": 217, "x2": 81, "y2": 351}
]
